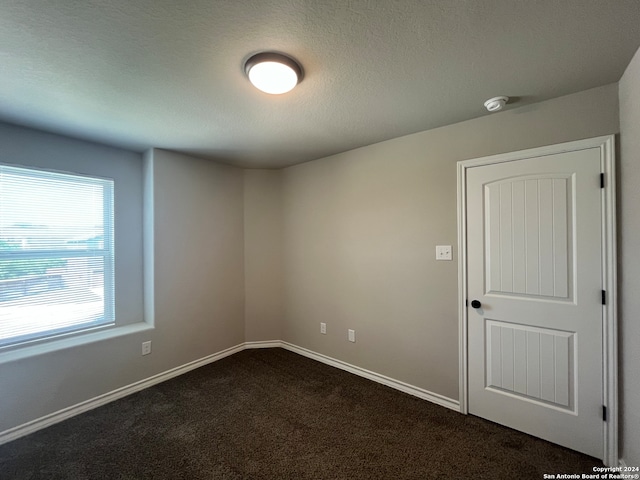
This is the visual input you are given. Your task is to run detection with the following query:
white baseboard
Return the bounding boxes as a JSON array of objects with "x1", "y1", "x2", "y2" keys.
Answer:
[
  {"x1": 0, "y1": 342, "x2": 245, "y2": 446},
  {"x1": 1, "y1": 340, "x2": 459, "y2": 446},
  {"x1": 619, "y1": 459, "x2": 627, "y2": 468},
  {"x1": 244, "y1": 340, "x2": 282, "y2": 349},
  {"x1": 280, "y1": 341, "x2": 460, "y2": 411}
]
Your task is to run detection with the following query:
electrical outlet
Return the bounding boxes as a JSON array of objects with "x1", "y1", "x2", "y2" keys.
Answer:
[
  {"x1": 348, "y1": 329, "x2": 356, "y2": 343},
  {"x1": 436, "y1": 245, "x2": 452, "y2": 261},
  {"x1": 320, "y1": 322, "x2": 327, "y2": 334},
  {"x1": 142, "y1": 341, "x2": 152, "y2": 356}
]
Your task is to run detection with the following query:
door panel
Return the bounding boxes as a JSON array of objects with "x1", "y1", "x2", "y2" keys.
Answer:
[
  {"x1": 485, "y1": 320, "x2": 574, "y2": 409},
  {"x1": 485, "y1": 175, "x2": 573, "y2": 300},
  {"x1": 467, "y1": 148, "x2": 603, "y2": 458}
]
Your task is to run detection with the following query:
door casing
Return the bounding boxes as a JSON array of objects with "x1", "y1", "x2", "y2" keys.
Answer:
[{"x1": 456, "y1": 135, "x2": 618, "y2": 466}]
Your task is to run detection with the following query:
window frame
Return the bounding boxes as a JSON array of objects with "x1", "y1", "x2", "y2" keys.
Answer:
[{"x1": 0, "y1": 163, "x2": 116, "y2": 349}]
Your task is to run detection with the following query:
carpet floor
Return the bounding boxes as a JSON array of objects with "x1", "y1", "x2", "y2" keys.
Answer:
[{"x1": 0, "y1": 348, "x2": 602, "y2": 479}]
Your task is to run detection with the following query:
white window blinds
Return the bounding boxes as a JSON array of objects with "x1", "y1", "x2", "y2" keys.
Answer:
[{"x1": 0, "y1": 164, "x2": 114, "y2": 348}]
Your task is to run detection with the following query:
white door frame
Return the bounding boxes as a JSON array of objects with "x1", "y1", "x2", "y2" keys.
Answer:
[{"x1": 456, "y1": 135, "x2": 618, "y2": 466}]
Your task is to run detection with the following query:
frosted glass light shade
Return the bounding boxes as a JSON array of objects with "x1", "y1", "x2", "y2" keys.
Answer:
[{"x1": 245, "y1": 52, "x2": 303, "y2": 95}]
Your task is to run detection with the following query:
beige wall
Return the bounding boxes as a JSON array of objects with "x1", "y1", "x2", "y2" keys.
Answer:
[
  {"x1": 0, "y1": 143, "x2": 246, "y2": 432},
  {"x1": 619, "y1": 45, "x2": 640, "y2": 466},
  {"x1": 150, "y1": 149, "x2": 245, "y2": 368},
  {"x1": 281, "y1": 84, "x2": 620, "y2": 400},
  {"x1": 244, "y1": 169, "x2": 283, "y2": 341},
  {"x1": 0, "y1": 124, "x2": 145, "y2": 431}
]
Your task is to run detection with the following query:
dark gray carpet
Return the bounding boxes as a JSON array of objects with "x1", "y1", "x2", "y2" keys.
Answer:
[{"x1": 0, "y1": 348, "x2": 602, "y2": 479}]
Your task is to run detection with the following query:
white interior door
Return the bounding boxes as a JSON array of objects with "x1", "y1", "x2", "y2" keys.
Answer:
[{"x1": 466, "y1": 146, "x2": 605, "y2": 458}]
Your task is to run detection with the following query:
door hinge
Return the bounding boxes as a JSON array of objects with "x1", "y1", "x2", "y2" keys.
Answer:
[
  {"x1": 600, "y1": 173, "x2": 605, "y2": 188},
  {"x1": 465, "y1": 299, "x2": 468, "y2": 307},
  {"x1": 602, "y1": 405, "x2": 607, "y2": 422},
  {"x1": 602, "y1": 290, "x2": 606, "y2": 305}
]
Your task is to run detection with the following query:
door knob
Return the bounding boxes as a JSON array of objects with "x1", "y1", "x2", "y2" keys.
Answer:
[{"x1": 470, "y1": 300, "x2": 482, "y2": 309}]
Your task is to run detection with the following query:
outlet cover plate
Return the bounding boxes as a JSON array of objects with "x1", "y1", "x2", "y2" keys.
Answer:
[{"x1": 436, "y1": 245, "x2": 452, "y2": 261}]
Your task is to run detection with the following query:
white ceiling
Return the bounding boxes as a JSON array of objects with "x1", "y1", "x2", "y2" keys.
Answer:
[{"x1": 1, "y1": 1, "x2": 640, "y2": 168}]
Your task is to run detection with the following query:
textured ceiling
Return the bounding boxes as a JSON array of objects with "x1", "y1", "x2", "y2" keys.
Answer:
[{"x1": 1, "y1": 0, "x2": 640, "y2": 168}]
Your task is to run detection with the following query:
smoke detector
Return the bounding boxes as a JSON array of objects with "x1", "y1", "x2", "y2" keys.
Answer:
[{"x1": 484, "y1": 96, "x2": 509, "y2": 112}]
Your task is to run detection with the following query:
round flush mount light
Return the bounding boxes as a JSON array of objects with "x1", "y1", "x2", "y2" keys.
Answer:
[
  {"x1": 484, "y1": 96, "x2": 509, "y2": 112},
  {"x1": 244, "y1": 52, "x2": 303, "y2": 95}
]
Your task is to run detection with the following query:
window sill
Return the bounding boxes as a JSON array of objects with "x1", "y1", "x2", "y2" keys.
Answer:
[{"x1": 0, "y1": 322, "x2": 153, "y2": 365}]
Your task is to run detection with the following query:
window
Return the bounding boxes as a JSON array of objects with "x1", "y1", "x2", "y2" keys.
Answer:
[{"x1": 0, "y1": 164, "x2": 114, "y2": 348}]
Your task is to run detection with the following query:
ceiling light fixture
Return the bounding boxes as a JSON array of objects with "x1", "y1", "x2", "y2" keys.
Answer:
[
  {"x1": 484, "y1": 96, "x2": 509, "y2": 112},
  {"x1": 244, "y1": 52, "x2": 303, "y2": 95}
]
